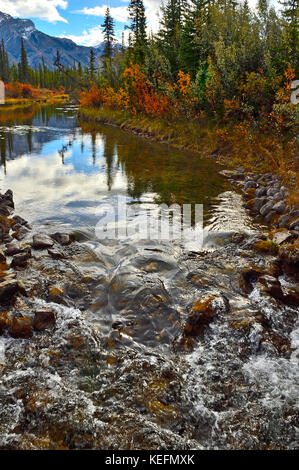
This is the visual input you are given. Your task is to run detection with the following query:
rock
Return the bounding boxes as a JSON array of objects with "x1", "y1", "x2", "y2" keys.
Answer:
[
  {"x1": 11, "y1": 249, "x2": 31, "y2": 269},
  {"x1": 278, "y1": 214, "x2": 291, "y2": 228},
  {"x1": 5, "y1": 241, "x2": 21, "y2": 256},
  {"x1": 51, "y1": 232, "x2": 74, "y2": 246},
  {"x1": 47, "y1": 248, "x2": 66, "y2": 260},
  {"x1": 13, "y1": 226, "x2": 30, "y2": 241},
  {"x1": 0, "y1": 311, "x2": 12, "y2": 333},
  {"x1": 10, "y1": 317, "x2": 33, "y2": 339},
  {"x1": 244, "y1": 188, "x2": 256, "y2": 200},
  {"x1": 0, "y1": 279, "x2": 20, "y2": 303},
  {"x1": 0, "y1": 204, "x2": 13, "y2": 216},
  {"x1": 282, "y1": 288, "x2": 299, "y2": 307},
  {"x1": 253, "y1": 240, "x2": 279, "y2": 255},
  {"x1": 244, "y1": 181, "x2": 257, "y2": 190},
  {"x1": 255, "y1": 187, "x2": 267, "y2": 197},
  {"x1": 278, "y1": 242, "x2": 299, "y2": 280},
  {"x1": 272, "y1": 201, "x2": 286, "y2": 214},
  {"x1": 289, "y1": 210, "x2": 299, "y2": 219},
  {"x1": 260, "y1": 201, "x2": 274, "y2": 217},
  {"x1": 259, "y1": 275, "x2": 284, "y2": 300},
  {"x1": 289, "y1": 218, "x2": 299, "y2": 230},
  {"x1": 271, "y1": 230, "x2": 293, "y2": 245},
  {"x1": 33, "y1": 309, "x2": 56, "y2": 331},
  {"x1": 184, "y1": 295, "x2": 229, "y2": 336},
  {"x1": 254, "y1": 197, "x2": 268, "y2": 212},
  {"x1": 241, "y1": 265, "x2": 264, "y2": 293},
  {"x1": 0, "y1": 248, "x2": 6, "y2": 262},
  {"x1": 33, "y1": 234, "x2": 54, "y2": 249},
  {"x1": 264, "y1": 210, "x2": 277, "y2": 224},
  {"x1": 267, "y1": 188, "x2": 279, "y2": 197},
  {"x1": 3, "y1": 189, "x2": 14, "y2": 208}
]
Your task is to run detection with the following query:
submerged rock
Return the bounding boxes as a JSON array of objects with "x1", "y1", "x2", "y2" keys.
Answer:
[
  {"x1": 33, "y1": 309, "x2": 56, "y2": 331},
  {"x1": 184, "y1": 295, "x2": 229, "y2": 337}
]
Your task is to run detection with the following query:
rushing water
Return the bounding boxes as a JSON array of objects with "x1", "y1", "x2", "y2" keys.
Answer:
[{"x1": 0, "y1": 103, "x2": 298, "y2": 450}]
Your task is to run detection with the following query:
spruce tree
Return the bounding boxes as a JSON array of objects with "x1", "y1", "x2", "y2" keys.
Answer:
[
  {"x1": 89, "y1": 49, "x2": 97, "y2": 80},
  {"x1": 20, "y1": 38, "x2": 29, "y2": 83},
  {"x1": 127, "y1": 0, "x2": 147, "y2": 63},
  {"x1": 102, "y1": 7, "x2": 115, "y2": 59},
  {"x1": 279, "y1": 0, "x2": 298, "y2": 68}
]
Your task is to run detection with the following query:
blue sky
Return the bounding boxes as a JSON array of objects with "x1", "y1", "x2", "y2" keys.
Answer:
[{"x1": 1, "y1": 0, "x2": 274, "y2": 46}]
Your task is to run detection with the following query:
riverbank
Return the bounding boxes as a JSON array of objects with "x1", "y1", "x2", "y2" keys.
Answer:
[{"x1": 78, "y1": 106, "x2": 298, "y2": 191}]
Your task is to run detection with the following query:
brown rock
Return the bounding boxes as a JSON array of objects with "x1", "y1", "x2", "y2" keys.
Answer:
[
  {"x1": 0, "y1": 311, "x2": 12, "y2": 333},
  {"x1": 184, "y1": 295, "x2": 229, "y2": 337},
  {"x1": 0, "y1": 279, "x2": 20, "y2": 303},
  {"x1": 10, "y1": 317, "x2": 33, "y2": 339},
  {"x1": 33, "y1": 309, "x2": 56, "y2": 331},
  {"x1": 11, "y1": 250, "x2": 31, "y2": 269},
  {"x1": 5, "y1": 241, "x2": 21, "y2": 256},
  {"x1": 51, "y1": 232, "x2": 74, "y2": 246},
  {"x1": 278, "y1": 242, "x2": 299, "y2": 280},
  {"x1": 33, "y1": 234, "x2": 54, "y2": 249}
]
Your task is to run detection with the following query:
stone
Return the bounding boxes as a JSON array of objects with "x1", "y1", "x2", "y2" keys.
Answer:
[
  {"x1": 0, "y1": 248, "x2": 6, "y2": 262},
  {"x1": 10, "y1": 317, "x2": 33, "y2": 339},
  {"x1": 0, "y1": 204, "x2": 12, "y2": 216},
  {"x1": 255, "y1": 187, "x2": 267, "y2": 197},
  {"x1": 272, "y1": 230, "x2": 293, "y2": 245},
  {"x1": 278, "y1": 214, "x2": 291, "y2": 228},
  {"x1": 260, "y1": 201, "x2": 274, "y2": 217},
  {"x1": 51, "y1": 232, "x2": 74, "y2": 246},
  {"x1": 13, "y1": 226, "x2": 30, "y2": 241},
  {"x1": 11, "y1": 249, "x2": 31, "y2": 269},
  {"x1": 278, "y1": 243, "x2": 299, "y2": 280},
  {"x1": 47, "y1": 248, "x2": 66, "y2": 260},
  {"x1": 0, "y1": 279, "x2": 20, "y2": 303},
  {"x1": 33, "y1": 309, "x2": 56, "y2": 331},
  {"x1": 33, "y1": 234, "x2": 54, "y2": 249},
  {"x1": 264, "y1": 210, "x2": 276, "y2": 224},
  {"x1": 253, "y1": 240, "x2": 279, "y2": 255},
  {"x1": 282, "y1": 288, "x2": 299, "y2": 307},
  {"x1": 0, "y1": 311, "x2": 12, "y2": 333},
  {"x1": 259, "y1": 275, "x2": 284, "y2": 300},
  {"x1": 272, "y1": 201, "x2": 286, "y2": 214},
  {"x1": 289, "y1": 210, "x2": 299, "y2": 219},
  {"x1": 254, "y1": 197, "x2": 268, "y2": 212},
  {"x1": 244, "y1": 181, "x2": 257, "y2": 190},
  {"x1": 241, "y1": 265, "x2": 264, "y2": 293},
  {"x1": 184, "y1": 295, "x2": 230, "y2": 337},
  {"x1": 12, "y1": 215, "x2": 28, "y2": 226},
  {"x1": 289, "y1": 218, "x2": 299, "y2": 230},
  {"x1": 5, "y1": 241, "x2": 21, "y2": 256}
]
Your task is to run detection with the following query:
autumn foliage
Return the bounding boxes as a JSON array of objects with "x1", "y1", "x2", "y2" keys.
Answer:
[{"x1": 5, "y1": 82, "x2": 38, "y2": 99}]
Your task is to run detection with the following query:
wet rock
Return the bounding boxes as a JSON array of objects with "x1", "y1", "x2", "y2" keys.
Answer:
[
  {"x1": 244, "y1": 188, "x2": 256, "y2": 200},
  {"x1": 2, "y1": 189, "x2": 14, "y2": 208},
  {"x1": 272, "y1": 201, "x2": 286, "y2": 214},
  {"x1": 10, "y1": 316, "x2": 33, "y2": 339},
  {"x1": 0, "y1": 279, "x2": 20, "y2": 303},
  {"x1": 51, "y1": 232, "x2": 74, "y2": 246},
  {"x1": 241, "y1": 265, "x2": 264, "y2": 293},
  {"x1": 253, "y1": 240, "x2": 279, "y2": 255},
  {"x1": 11, "y1": 249, "x2": 31, "y2": 269},
  {"x1": 33, "y1": 234, "x2": 54, "y2": 250},
  {"x1": 13, "y1": 226, "x2": 30, "y2": 241},
  {"x1": 0, "y1": 311, "x2": 12, "y2": 333},
  {"x1": 259, "y1": 275, "x2": 284, "y2": 300},
  {"x1": 282, "y1": 288, "x2": 299, "y2": 307},
  {"x1": 0, "y1": 216, "x2": 12, "y2": 242},
  {"x1": 278, "y1": 242, "x2": 299, "y2": 280},
  {"x1": 5, "y1": 241, "x2": 21, "y2": 256},
  {"x1": 47, "y1": 248, "x2": 66, "y2": 260},
  {"x1": 289, "y1": 210, "x2": 299, "y2": 219},
  {"x1": 12, "y1": 215, "x2": 28, "y2": 226},
  {"x1": 278, "y1": 214, "x2": 291, "y2": 228},
  {"x1": 184, "y1": 295, "x2": 229, "y2": 336},
  {"x1": 0, "y1": 204, "x2": 13, "y2": 216},
  {"x1": 260, "y1": 201, "x2": 274, "y2": 217},
  {"x1": 289, "y1": 218, "x2": 299, "y2": 230},
  {"x1": 0, "y1": 248, "x2": 6, "y2": 262},
  {"x1": 33, "y1": 309, "x2": 56, "y2": 331}
]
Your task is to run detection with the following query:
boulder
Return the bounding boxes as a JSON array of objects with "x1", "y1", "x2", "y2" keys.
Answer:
[
  {"x1": 51, "y1": 232, "x2": 74, "y2": 246},
  {"x1": 278, "y1": 242, "x2": 299, "y2": 280},
  {"x1": 260, "y1": 201, "x2": 274, "y2": 217},
  {"x1": 33, "y1": 234, "x2": 54, "y2": 249},
  {"x1": 11, "y1": 249, "x2": 31, "y2": 269},
  {"x1": 33, "y1": 309, "x2": 56, "y2": 331},
  {"x1": 12, "y1": 215, "x2": 28, "y2": 226},
  {"x1": 254, "y1": 197, "x2": 268, "y2": 212},
  {"x1": 5, "y1": 241, "x2": 21, "y2": 256},
  {"x1": 0, "y1": 279, "x2": 20, "y2": 303},
  {"x1": 47, "y1": 248, "x2": 66, "y2": 260},
  {"x1": 255, "y1": 187, "x2": 267, "y2": 197},
  {"x1": 10, "y1": 317, "x2": 33, "y2": 339},
  {"x1": 278, "y1": 214, "x2": 291, "y2": 228},
  {"x1": 272, "y1": 201, "x2": 286, "y2": 214},
  {"x1": 259, "y1": 275, "x2": 284, "y2": 300}
]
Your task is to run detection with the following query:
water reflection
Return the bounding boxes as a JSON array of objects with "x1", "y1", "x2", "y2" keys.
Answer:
[{"x1": 0, "y1": 104, "x2": 229, "y2": 229}]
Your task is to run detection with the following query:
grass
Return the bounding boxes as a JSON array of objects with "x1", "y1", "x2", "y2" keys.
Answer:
[{"x1": 79, "y1": 106, "x2": 298, "y2": 192}]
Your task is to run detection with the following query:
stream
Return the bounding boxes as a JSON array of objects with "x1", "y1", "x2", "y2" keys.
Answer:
[{"x1": 0, "y1": 103, "x2": 298, "y2": 450}]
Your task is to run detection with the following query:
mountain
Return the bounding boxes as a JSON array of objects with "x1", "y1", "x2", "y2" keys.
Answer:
[{"x1": 0, "y1": 11, "x2": 104, "y2": 69}]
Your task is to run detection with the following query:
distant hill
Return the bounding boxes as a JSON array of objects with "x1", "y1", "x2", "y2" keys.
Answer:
[{"x1": 0, "y1": 11, "x2": 104, "y2": 69}]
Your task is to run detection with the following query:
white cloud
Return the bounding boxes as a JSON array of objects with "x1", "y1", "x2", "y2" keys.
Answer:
[
  {"x1": 0, "y1": 0, "x2": 68, "y2": 23},
  {"x1": 60, "y1": 25, "x2": 104, "y2": 47},
  {"x1": 75, "y1": 5, "x2": 129, "y2": 23}
]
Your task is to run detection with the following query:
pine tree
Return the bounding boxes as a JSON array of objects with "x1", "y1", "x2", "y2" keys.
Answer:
[
  {"x1": 102, "y1": 7, "x2": 115, "y2": 59},
  {"x1": 20, "y1": 38, "x2": 29, "y2": 83},
  {"x1": 89, "y1": 49, "x2": 97, "y2": 80},
  {"x1": 279, "y1": 0, "x2": 298, "y2": 68},
  {"x1": 127, "y1": 0, "x2": 147, "y2": 63}
]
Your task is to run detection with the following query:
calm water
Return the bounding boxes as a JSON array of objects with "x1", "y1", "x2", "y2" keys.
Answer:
[{"x1": 0, "y1": 103, "x2": 229, "y2": 234}]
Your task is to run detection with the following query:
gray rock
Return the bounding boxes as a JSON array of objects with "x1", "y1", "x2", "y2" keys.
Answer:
[
  {"x1": 272, "y1": 230, "x2": 293, "y2": 245},
  {"x1": 272, "y1": 201, "x2": 286, "y2": 214},
  {"x1": 11, "y1": 249, "x2": 31, "y2": 269},
  {"x1": 290, "y1": 210, "x2": 299, "y2": 219},
  {"x1": 267, "y1": 188, "x2": 279, "y2": 197},
  {"x1": 5, "y1": 241, "x2": 21, "y2": 256},
  {"x1": 260, "y1": 201, "x2": 274, "y2": 217},
  {"x1": 254, "y1": 197, "x2": 268, "y2": 212},
  {"x1": 265, "y1": 210, "x2": 276, "y2": 223},
  {"x1": 244, "y1": 181, "x2": 257, "y2": 190},
  {"x1": 13, "y1": 226, "x2": 30, "y2": 241},
  {"x1": 255, "y1": 187, "x2": 267, "y2": 197},
  {"x1": 278, "y1": 214, "x2": 291, "y2": 228},
  {"x1": 12, "y1": 215, "x2": 28, "y2": 226},
  {"x1": 289, "y1": 218, "x2": 299, "y2": 230},
  {"x1": 272, "y1": 192, "x2": 284, "y2": 202},
  {"x1": 33, "y1": 234, "x2": 54, "y2": 249},
  {"x1": 51, "y1": 232, "x2": 73, "y2": 246}
]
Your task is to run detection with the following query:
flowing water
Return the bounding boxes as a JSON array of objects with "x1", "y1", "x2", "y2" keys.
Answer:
[{"x1": 0, "y1": 103, "x2": 298, "y2": 450}]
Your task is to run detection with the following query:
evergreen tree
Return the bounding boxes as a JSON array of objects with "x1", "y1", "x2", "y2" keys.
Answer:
[
  {"x1": 89, "y1": 49, "x2": 97, "y2": 80},
  {"x1": 102, "y1": 7, "x2": 115, "y2": 59},
  {"x1": 19, "y1": 38, "x2": 29, "y2": 83},
  {"x1": 127, "y1": 0, "x2": 147, "y2": 63},
  {"x1": 279, "y1": 0, "x2": 298, "y2": 68}
]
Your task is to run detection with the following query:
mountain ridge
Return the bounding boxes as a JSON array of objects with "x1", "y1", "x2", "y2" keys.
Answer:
[{"x1": 0, "y1": 11, "x2": 104, "y2": 69}]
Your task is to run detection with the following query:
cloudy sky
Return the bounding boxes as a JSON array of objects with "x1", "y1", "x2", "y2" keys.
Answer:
[{"x1": 1, "y1": 0, "x2": 275, "y2": 46}]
